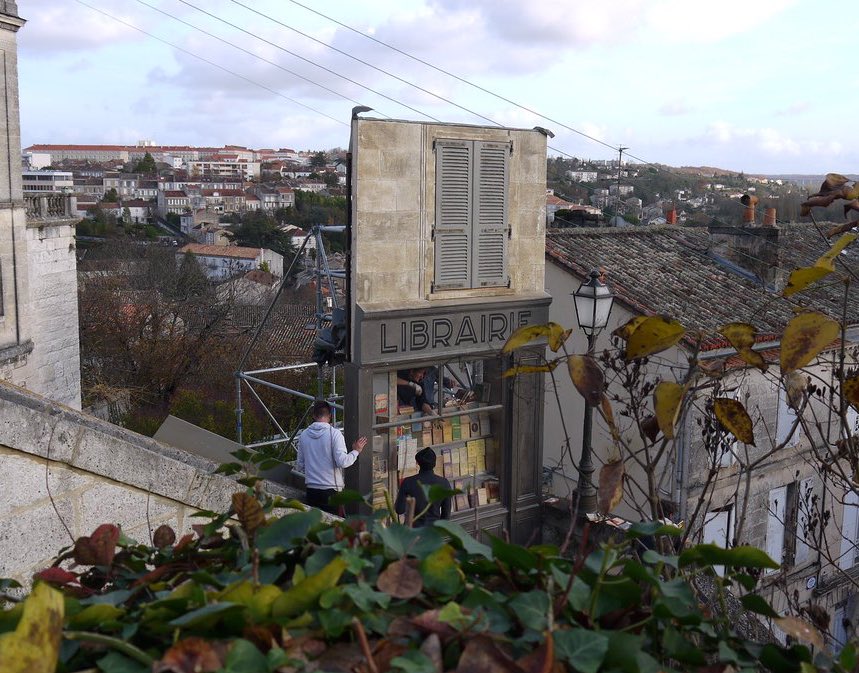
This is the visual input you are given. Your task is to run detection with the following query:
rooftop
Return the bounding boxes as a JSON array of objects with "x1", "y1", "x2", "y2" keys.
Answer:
[{"x1": 179, "y1": 244, "x2": 262, "y2": 260}]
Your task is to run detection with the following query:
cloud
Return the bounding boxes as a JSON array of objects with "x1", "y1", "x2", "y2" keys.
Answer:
[
  {"x1": 659, "y1": 100, "x2": 693, "y2": 116},
  {"x1": 775, "y1": 101, "x2": 810, "y2": 117},
  {"x1": 18, "y1": 1, "x2": 145, "y2": 54}
]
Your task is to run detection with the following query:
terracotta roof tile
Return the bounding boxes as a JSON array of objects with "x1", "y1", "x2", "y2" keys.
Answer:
[{"x1": 178, "y1": 243, "x2": 261, "y2": 259}]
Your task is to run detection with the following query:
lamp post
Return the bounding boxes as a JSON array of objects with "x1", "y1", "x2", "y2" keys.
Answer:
[{"x1": 572, "y1": 270, "x2": 615, "y2": 514}]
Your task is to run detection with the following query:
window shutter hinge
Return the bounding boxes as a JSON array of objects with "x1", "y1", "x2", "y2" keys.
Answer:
[
  {"x1": 509, "y1": 143, "x2": 514, "y2": 155},
  {"x1": 506, "y1": 276, "x2": 511, "y2": 288},
  {"x1": 431, "y1": 281, "x2": 435, "y2": 293},
  {"x1": 432, "y1": 140, "x2": 437, "y2": 151},
  {"x1": 431, "y1": 229, "x2": 435, "y2": 240}
]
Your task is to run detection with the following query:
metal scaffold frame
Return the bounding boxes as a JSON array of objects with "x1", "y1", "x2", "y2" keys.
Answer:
[{"x1": 234, "y1": 224, "x2": 345, "y2": 454}]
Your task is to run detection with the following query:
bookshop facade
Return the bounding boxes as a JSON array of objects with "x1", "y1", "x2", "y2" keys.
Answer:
[{"x1": 345, "y1": 117, "x2": 552, "y2": 543}]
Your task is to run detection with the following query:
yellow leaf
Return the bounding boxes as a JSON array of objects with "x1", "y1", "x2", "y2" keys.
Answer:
[
  {"x1": 780, "y1": 312, "x2": 840, "y2": 374},
  {"x1": 612, "y1": 315, "x2": 647, "y2": 341},
  {"x1": 784, "y1": 372, "x2": 806, "y2": 411},
  {"x1": 714, "y1": 398, "x2": 755, "y2": 445},
  {"x1": 775, "y1": 616, "x2": 824, "y2": 650},
  {"x1": 502, "y1": 361, "x2": 559, "y2": 378},
  {"x1": 815, "y1": 232, "x2": 858, "y2": 271},
  {"x1": 600, "y1": 395, "x2": 621, "y2": 445},
  {"x1": 232, "y1": 492, "x2": 265, "y2": 538},
  {"x1": 654, "y1": 381, "x2": 684, "y2": 440},
  {"x1": 625, "y1": 315, "x2": 685, "y2": 361},
  {"x1": 783, "y1": 266, "x2": 831, "y2": 297},
  {"x1": 718, "y1": 323, "x2": 768, "y2": 371},
  {"x1": 271, "y1": 557, "x2": 347, "y2": 620},
  {"x1": 843, "y1": 375, "x2": 859, "y2": 411},
  {"x1": 597, "y1": 459, "x2": 624, "y2": 514},
  {"x1": 567, "y1": 355, "x2": 604, "y2": 406},
  {"x1": 501, "y1": 322, "x2": 571, "y2": 354},
  {"x1": 0, "y1": 583, "x2": 64, "y2": 673}
]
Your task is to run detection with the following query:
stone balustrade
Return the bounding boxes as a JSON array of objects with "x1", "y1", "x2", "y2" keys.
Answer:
[{"x1": 24, "y1": 193, "x2": 77, "y2": 221}]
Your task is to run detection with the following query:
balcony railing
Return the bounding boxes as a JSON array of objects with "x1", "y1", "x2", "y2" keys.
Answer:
[{"x1": 24, "y1": 193, "x2": 77, "y2": 221}]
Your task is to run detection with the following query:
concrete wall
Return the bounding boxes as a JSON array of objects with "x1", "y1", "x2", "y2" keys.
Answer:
[
  {"x1": 351, "y1": 119, "x2": 547, "y2": 311},
  {"x1": 0, "y1": 380, "x2": 302, "y2": 583},
  {"x1": 24, "y1": 219, "x2": 81, "y2": 408}
]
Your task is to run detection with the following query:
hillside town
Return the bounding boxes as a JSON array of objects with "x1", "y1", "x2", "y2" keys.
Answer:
[{"x1": 6, "y1": 1, "x2": 859, "y2": 668}]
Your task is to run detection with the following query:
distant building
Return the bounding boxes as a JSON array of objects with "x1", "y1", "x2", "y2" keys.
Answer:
[
  {"x1": 22, "y1": 170, "x2": 73, "y2": 192},
  {"x1": 177, "y1": 243, "x2": 283, "y2": 281}
]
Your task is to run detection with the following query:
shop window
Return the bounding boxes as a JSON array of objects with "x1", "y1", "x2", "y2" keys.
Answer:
[
  {"x1": 433, "y1": 139, "x2": 509, "y2": 291},
  {"x1": 370, "y1": 357, "x2": 503, "y2": 517}
]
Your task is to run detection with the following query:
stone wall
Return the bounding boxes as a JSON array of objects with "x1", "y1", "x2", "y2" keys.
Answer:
[
  {"x1": 0, "y1": 380, "x2": 302, "y2": 583},
  {"x1": 351, "y1": 119, "x2": 547, "y2": 310},
  {"x1": 24, "y1": 219, "x2": 81, "y2": 408}
]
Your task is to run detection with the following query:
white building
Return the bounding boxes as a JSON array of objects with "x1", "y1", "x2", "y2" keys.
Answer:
[
  {"x1": 22, "y1": 170, "x2": 73, "y2": 192},
  {"x1": 177, "y1": 243, "x2": 283, "y2": 281}
]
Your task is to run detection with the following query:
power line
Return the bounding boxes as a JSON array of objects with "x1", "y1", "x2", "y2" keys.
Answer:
[
  {"x1": 133, "y1": 0, "x2": 387, "y2": 118},
  {"x1": 277, "y1": 0, "x2": 619, "y2": 154},
  {"x1": 72, "y1": 0, "x2": 349, "y2": 128},
  {"x1": 169, "y1": 0, "x2": 441, "y2": 123}
]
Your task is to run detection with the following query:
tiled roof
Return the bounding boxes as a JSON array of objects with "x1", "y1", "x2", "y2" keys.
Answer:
[
  {"x1": 545, "y1": 224, "x2": 859, "y2": 341},
  {"x1": 228, "y1": 302, "x2": 317, "y2": 362},
  {"x1": 164, "y1": 190, "x2": 187, "y2": 198},
  {"x1": 179, "y1": 244, "x2": 261, "y2": 259}
]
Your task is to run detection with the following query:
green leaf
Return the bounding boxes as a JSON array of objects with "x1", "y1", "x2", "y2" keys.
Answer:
[
  {"x1": 168, "y1": 602, "x2": 244, "y2": 628},
  {"x1": 840, "y1": 643, "x2": 857, "y2": 671},
  {"x1": 376, "y1": 523, "x2": 418, "y2": 558},
  {"x1": 662, "y1": 626, "x2": 706, "y2": 665},
  {"x1": 437, "y1": 601, "x2": 472, "y2": 630},
  {"x1": 508, "y1": 590, "x2": 549, "y2": 631},
  {"x1": 602, "y1": 632, "x2": 643, "y2": 672},
  {"x1": 342, "y1": 582, "x2": 390, "y2": 613},
  {"x1": 679, "y1": 544, "x2": 779, "y2": 570},
  {"x1": 732, "y1": 572, "x2": 758, "y2": 591},
  {"x1": 391, "y1": 650, "x2": 437, "y2": 673},
  {"x1": 214, "y1": 462, "x2": 242, "y2": 476},
  {"x1": 67, "y1": 604, "x2": 124, "y2": 630},
  {"x1": 318, "y1": 607, "x2": 353, "y2": 638},
  {"x1": 432, "y1": 520, "x2": 493, "y2": 559},
  {"x1": 461, "y1": 589, "x2": 511, "y2": 632},
  {"x1": 642, "y1": 549, "x2": 679, "y2": 568},
  {"x1": 554, "y1": 629, "x2": 610, "y2": 673},
  {"x1": 223, "y1": 639, "x2": 268, "y2": 673},
  {"x1": 550, "y1": 565, "x2": 591, "y2": 611},
  {"x1": 655, "y1": 578, "x2": 697, "y2": 618},
  {"x1": 740, "y1": 593, "x2": 779, "y2": 618},
  {"x1": 231, "y1": 448, "x2": 253, "y2": 462},
  {"x1": 256, "y1": 509, "x2": 323, "y2": 557},
  {"x1": 96, "y1": 651, "x2": 148, "y2": 673},
  {"x1": 488, "y1": 534, "x2": 538, "y2": 571},
  {"x1": 420, "y1": 545, "x2": 464, "y2": 596},
  {"x1": 329, "y1": 489, "x2": 366, "y2": 506},
  {"x1": 626, "y1": 521, "x2": 683, "y2": 538}
]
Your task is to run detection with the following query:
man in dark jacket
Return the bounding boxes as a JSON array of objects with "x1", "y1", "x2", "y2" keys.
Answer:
[{"x1": 394, "y1": 448, "x2": 452, "y2": 526}]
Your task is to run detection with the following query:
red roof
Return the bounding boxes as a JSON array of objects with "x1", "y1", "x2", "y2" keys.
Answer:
[
  {"x1": 178, "y1": 244, "x2": 262, "y2": 260},
  {"x1": 163, "y1": 191, "x2": 187, "y2": 198}
]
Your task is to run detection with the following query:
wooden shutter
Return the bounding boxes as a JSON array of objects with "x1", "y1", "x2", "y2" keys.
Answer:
[
  {"x1": 472, "y1": 141, "x2": 509, "y2": 288},
  {"x1": 766, "y1": 485, "x2": 787, "y2": 570},
  {"x1": 434, "y1": 140, "x2": 472, "y2": 289}
]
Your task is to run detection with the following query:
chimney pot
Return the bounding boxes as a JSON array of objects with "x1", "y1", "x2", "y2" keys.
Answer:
[{"x1": 764, "y1": 207, "x2": 776, "y2": 227}]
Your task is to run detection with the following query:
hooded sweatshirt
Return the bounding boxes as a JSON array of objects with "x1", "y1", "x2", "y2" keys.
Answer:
[{"x1": 296, "y1": 421, "x2": 359, "y2": 490}]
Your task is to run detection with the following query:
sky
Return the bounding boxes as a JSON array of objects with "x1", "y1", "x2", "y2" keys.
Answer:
[{"x1": 15, "y1": 0, "x2": 853, "y2": 174}]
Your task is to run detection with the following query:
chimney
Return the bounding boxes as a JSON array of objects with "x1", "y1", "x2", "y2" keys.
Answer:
[
  {"x1": 666, "y1": 208, "x2": 677, "y2": 225},
  {"x1": 740, "y1": 193, "x2": 758, "y2": 225},
  {"x1": 707, "y1": 220, "x2": 781, "y2": 290},
  {"x1": 763, "y1": 207, "x2": 777, "y2": 227}
]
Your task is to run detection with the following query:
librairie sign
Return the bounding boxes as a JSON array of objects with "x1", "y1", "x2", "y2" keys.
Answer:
[{"x1": 355, "y1": 298, "x2": 551, "y2": 364}]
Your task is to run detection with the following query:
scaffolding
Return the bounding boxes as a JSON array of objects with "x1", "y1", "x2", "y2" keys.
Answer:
[{"x1": 234, "y1": 224, "x2": 346, "y2": 454}]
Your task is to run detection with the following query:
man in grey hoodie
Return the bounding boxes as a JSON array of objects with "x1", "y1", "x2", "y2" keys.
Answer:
[{"x1": 296, "y1": 399, "x2": 367, "y2": 514}]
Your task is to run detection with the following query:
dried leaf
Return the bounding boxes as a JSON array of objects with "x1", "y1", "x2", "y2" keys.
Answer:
[
  {"x1": 154, "y1": 637, "x2": 227, "y2": 673},
  {"x1": 153, "y1": 524, "x2": 176, "y2": 549},
  {"x1": 718, "y1": 322, "x2": 768, "y2": 371},
  {"x1": 624, "y1": 315, "x2": 685, "y2": 361},
  {"x1": 654, "y1": 381, "x2": 684, "y2": 440},
  {"x1": 844, "y1": 200, "x2": 859, "y2": 220},
  {"x1": 714, "y1": 398, "x2": 755, "y2": 445},
  {"x1": 518, "y1": 632, "x2": 561, "y2": 673},
  {"x1": 456, "y1": 634, "x2": 525, "y2": 673},
  {"x1": 801, "y1": 193, "x2": 840, "y2": 212},
  {"x1": 780, "y1": 312, "x2": 840, "y2": 374},
  {"x1": 419, "y1": 633, "x2": 444, "y2": 673},
  {"x1": 817, "y1": 173, "x2": 850, "y2": 195},
  {"x1": 32, "y1": 567, "x2": 78, "y2": 587},
  {"x1": 816, "y1": 232, "x2": 859, "y2": 271},
  {"x1": 827, "y1": 221, "x2": 858, "y2": 238},
  {"x1": 0, "y1": 583, "x2": 64, "y2": 673},
  {"x1": 598, "y1": 460, "x2": 625, "y2": 514},
  {"x1": 642, "y1": 415, "x2": 660, "y2": 442},
  {"x1": 72, "y1": 523, "x2": 120, "y2": 566},
  {"x1": 502, "y1": 322, "x2": 571, "y2": 354},
  {"x1": 567, "y1": 355, "x2": 604, "y2": 406},
  {"x1": 775, "y1": 616, "x2": 824, "y2": 650},
  {"x1": 232, "y1": 492, "x2": 265, "y2": 538},
  {"x1": 612, "y1": 315, "x2": 647, "y2": 341},
  {"x1": 410, "y1": 609, "x2": 459, "y2": 639},
  {"x1": 502, "y1": 361, "x2": 559, "y2": 379},
  {"x1": 600, "y1": 395, "x2": 621, "y2": 445},
  {"x1": 783, "y1": 266, "x2": 831, "y2": 297},
  {"x1": 784, "y1": 372, "x2": 807, "y2": 411},
  {"x1": 844, "y1": 375, "x2": 859, "y2": 411},
  {"x1": 698, "y1": 358, "x2": 726, "y2": 378},
  {"x1": 377, "y1": 559, "x2": 423, "y2": 599}
]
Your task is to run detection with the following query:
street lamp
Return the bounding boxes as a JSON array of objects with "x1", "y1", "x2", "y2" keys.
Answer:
[{"x1": 572, "y1": 270, "x2": 615, "y2": 514}]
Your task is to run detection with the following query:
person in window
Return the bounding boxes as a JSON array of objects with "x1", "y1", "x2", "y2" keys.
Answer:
[
  {"x1": 394, "y1": 448, "x2": 452, "y2": 527},
  {"x1": 396, "y1": 368, "x2": 432, "y2": 414},
  {"x1": 296, "y1": 399, "x2": 367, "y2": 514}
]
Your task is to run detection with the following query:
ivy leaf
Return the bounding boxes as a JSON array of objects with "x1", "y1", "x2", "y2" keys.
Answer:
[
  {"x1": 780, "y1": 312, "x2": 840, "y2": 374},
  {"x1": 567, "y1": 355, "x2": 604, "y2": 406},
  {"x1": 714, "y1": 397, "x2": 755, "y2": 445},
  {"x1": 740, "y1": 593, "x2": 779, "y2": 618},
  {"x1": 271, "y1": 557, "x2": 348, "y2": 620},
  {"x1": 489, "y1": 535, "x2": 538, "y2": 571},
  {"x1": 223, "y1": 639, "x2": 268, "y2": 673},
  {"x1": 96, "y1": 651, "x2": 149, "y2": 673},
  {"x1": 455, "y1": 634, "x2": 525, "y2": 672},
  {"x1": 73, "y1": 524, "x2": 120, "y2": 567},
  {"x1": 232, "y1": 492, "x2": 265, "y2": 539},
  {"x1": 597, "y1": 459, "x2": 624, "y2": 514},
  {"x1": 433, "y1": 520, "x2": 492, "y2": 559},
  {"x1": 654, "y1": 381, "x2": 684, "y2": 439},
  {"x1": 256, "y1": 509, "x2": 322, "y2": 557},
  {"x1": 168, "y1": 602, "x2": 244, "y2": 628},
  {"x1": 554, "y1": 629, "x2": 609, "y2": 673},
  {"x1": 508, "y1": 590, "x2": 549, "y2": 631},
  {"x1": 623, "y1": 315, "x2": 685, "y2": 361},
  {"x1": 420, "y1": 545, "x2": 464, "y2": 596},
  {"x1": 679, "y1": 544, "x2": 779, "y2": 570},
  {"x1": 377, "y1": 559, "x2": 423, "y2": 599},
  {"x1": 626, "y1": 521, "x2": 683, "y2": 538},
  {"x1": 0, "y1": 583, "x2": 64, "y2": 673}
]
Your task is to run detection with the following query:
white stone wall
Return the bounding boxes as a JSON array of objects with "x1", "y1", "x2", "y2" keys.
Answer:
[{"x1": 0, "y1": 380, "x2": 303, "y2": 584}]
